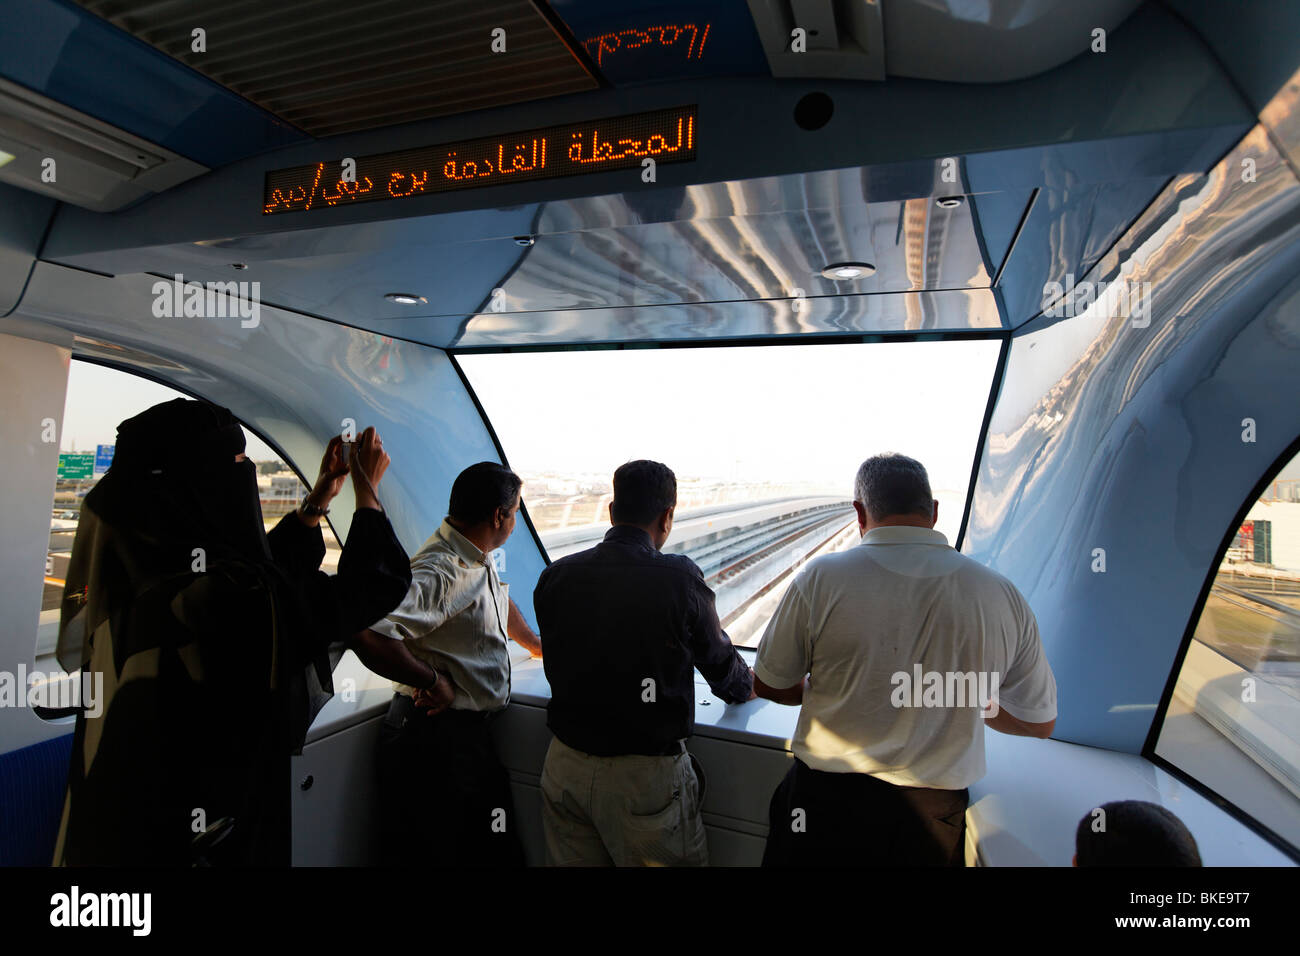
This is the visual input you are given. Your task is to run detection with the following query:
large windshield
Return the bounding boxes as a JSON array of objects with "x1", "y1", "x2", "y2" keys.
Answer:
[{"x1": 459, "y1": 340, "x2": 1001, "y2": 644}]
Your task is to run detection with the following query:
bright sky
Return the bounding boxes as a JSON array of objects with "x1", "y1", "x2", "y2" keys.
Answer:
[
  {"x1": 61, "y1": 362, "x2": 279, "y2": 463},
  {"x1": 460, "y1": 340, "x2": 1003, "y2": 492},
  {"x1": 64, "y1": 348, "x2": 1300, "y2": 501}
]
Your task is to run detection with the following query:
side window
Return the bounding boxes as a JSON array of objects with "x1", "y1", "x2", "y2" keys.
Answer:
[
  {"x1": 38, "y1": 361, "x2": 340, "y2": 675},
  {"x1": 1154, "y1": 448, "x2": 1300, "y2": 854}
]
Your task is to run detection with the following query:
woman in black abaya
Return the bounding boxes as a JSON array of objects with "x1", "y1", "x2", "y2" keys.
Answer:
[{"x1": 53, "y1": 399, "x2": 411, "y2": 865}]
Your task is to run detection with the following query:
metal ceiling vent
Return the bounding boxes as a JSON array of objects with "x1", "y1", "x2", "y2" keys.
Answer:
[
  {"x1": 746, "y1": 0, "x2": 885, "y2": 81},
  {"x1": 73, "y1": 0, "x2": 600, "y2": 138}
]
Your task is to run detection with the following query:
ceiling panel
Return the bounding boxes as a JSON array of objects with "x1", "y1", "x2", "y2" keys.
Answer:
[
  {"x1": 442, "y1": 288, "x2": 1004, "y2": 348},
  {"x1": 73, "y1": 0, "x2": 600, "y2": 137},
  {"x1": 58, "y1": 167, "x2": 1013, "y2": 341}
]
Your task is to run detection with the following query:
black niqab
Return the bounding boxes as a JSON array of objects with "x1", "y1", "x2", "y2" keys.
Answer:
[{"x1": 56, "y1": 399, "x2": 312, "y2": 865}]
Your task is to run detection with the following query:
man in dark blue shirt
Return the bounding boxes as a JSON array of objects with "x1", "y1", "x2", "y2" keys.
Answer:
[{"x1": 534, "y1": 459, "x2": 754, "y2": 866}]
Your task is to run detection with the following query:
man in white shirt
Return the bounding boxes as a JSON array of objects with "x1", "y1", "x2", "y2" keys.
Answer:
[
  {"x1": 753, "y1": 453, "x2": 1057, "y2": 866},
  {"x1": 351, "y1": 461, "x2": 542, "y2": 867}
]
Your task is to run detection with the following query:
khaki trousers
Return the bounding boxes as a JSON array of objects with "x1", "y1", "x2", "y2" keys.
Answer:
[{"x1": 540, "y1": 736, "x2": 708, "y2": 866}]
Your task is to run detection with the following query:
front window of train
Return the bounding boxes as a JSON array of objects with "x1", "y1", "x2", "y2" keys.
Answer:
[
  {"x1": 1155, "y1": 447, "x2": 1300, "y2": 855},
  {"x1": 37, "y1": 361, "x2": 339, "y2": 681},
  {"x1": 458, "y1": 340, "x2": 1001, "y2": 646}
]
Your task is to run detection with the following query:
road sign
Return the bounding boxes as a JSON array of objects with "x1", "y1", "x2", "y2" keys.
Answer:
[
  {"x1": 94, "y1": 444, "x2": 114, "y2": 475},
  {"x1": 57, "y1": 453, "x2": 94, "y2": 480},
  {"x1": 1254, "y1": 519, "x2": 1272, "y2": 565}
]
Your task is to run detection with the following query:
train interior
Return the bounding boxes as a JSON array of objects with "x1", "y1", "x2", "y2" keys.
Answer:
[{"x1": 0, "y1": 0, "x2": 1298, "y2": 867}]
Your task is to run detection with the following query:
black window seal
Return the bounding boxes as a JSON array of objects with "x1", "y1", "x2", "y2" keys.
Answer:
[{"x1": 1141, "y1": 430, "x2": 1300, "y2": 864}]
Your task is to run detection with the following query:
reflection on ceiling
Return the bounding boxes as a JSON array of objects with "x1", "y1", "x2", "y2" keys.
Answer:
[
  {"x1": 964, "y1": 119, "x2": 1300, "y2": 749},
  {"x1": 49, "y1": 167, "x2": 1022, "y2": 343},
  {"x1": 449, "y1": 288, "x2": 1004, "y2": 348}
]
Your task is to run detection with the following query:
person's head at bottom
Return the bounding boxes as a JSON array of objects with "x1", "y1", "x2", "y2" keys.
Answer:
[
  {"x1": 609, "y1": 459, "x2": 676, "y2": 550},
  {"x1": 447, "y1": 461, "x2": 523, "y2": 552},
  {"x1": 1074, "y1": 800, "x2": 1202, "y2": 866}
]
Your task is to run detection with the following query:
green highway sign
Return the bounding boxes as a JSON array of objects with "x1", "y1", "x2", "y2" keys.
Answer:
[{"x1": 58, "y1": 453, "x2": 94, "y2": 480}]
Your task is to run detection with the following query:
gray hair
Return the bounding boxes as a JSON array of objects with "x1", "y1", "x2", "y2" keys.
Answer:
[{"x1": 854, "y1": 454, "x2": 933, "y2": 521}]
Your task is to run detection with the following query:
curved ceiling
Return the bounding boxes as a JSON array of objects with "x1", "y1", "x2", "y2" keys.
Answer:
[{"x1": 883, "y1": 0, "x2": 1144, "y2": 83}]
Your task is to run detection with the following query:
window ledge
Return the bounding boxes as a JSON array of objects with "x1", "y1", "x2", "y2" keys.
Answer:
[
  {"x1": 308, "y1": 651, "x2": 1296, "y2": 866},
  {"x1": 968, "y1": 733, "x2": 1295, "y2": 866}
]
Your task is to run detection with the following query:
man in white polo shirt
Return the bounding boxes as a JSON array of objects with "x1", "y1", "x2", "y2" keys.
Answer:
[{"x1": 753, "y1": 453, "x2": 1057, "y2": 866}]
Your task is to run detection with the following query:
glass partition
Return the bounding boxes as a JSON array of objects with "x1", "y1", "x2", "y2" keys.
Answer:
[{"x1": 459, "y1": 340, "x2": 1001, "y2": 644}]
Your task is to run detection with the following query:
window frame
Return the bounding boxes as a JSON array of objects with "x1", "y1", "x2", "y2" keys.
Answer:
[
  {"x1": 34, "y1": 356, "x2": 337, "y2": 719},
  {"x1": 63, "y1": 356, "x2": 332, "y2": 537},
  {"x1": 448, "y1": 329, "x2": 1012, "y2": 562},
  {"x1": 1144, "y1": 430, "x2": 1300, "y2": 863}
]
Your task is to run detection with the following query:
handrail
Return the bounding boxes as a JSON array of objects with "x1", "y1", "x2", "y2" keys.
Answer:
[{"x1": 1213, "y1": 582, "x2": 1300, "y2": 621}]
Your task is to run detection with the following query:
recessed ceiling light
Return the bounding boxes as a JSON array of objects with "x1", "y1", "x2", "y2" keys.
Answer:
[
  {"x1": 0, "y1": 148, "x2": 14, "y2": 169},
  {"x1": 936, "y1": 196, "x2": 964, "y2": 208},
  {"x1": 384, "y1": 293, "x2": 427, "y2": 305},
  {"x1": 821, "y1": 262, "x2": 875, "y2": 280}
]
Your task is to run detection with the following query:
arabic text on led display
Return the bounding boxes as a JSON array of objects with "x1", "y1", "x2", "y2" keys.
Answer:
[{"x1": 262, "y1": 106, "x2": 697, "y2": 215}]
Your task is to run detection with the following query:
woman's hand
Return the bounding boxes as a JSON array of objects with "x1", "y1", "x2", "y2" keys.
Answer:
[
  {"x1": 309, "y1": 436, "x2": 349, "y2": 504},
  {"x1": 297, "y1": 436, "x2": 350, "y2": 527},
  {"x1": 350, "y1": 426, "x2": 390, "y2": 512}
]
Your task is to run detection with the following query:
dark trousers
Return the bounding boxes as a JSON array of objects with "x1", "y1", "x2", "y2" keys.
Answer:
[
  {"x1": 762, "y1": 759, "x2": 969, "y2": 867},
  {"x1": 377, "y1": 694, "x2": 525, "y2": 867}
]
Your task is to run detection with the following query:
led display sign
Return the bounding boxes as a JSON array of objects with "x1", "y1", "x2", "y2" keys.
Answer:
[
  {"x1": 263, "y1": 105, "x2": 696, "y2": 215},
  {"x1": 583, "y1": 23, "x2": 711, "y2": 67}
]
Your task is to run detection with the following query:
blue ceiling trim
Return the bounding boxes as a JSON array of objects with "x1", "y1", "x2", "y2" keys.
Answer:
[{"x1": 0, "y1": 0, "x2": 308, "y2": 167}]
